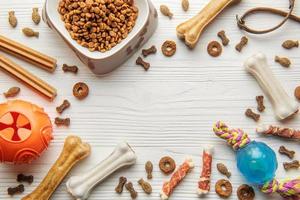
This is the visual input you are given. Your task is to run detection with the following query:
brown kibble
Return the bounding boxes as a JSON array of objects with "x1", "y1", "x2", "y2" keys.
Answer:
[
  {"x1": 237, "y1": 184, "x2": 255, "y2": 200},
  {"x1": 7, "y1": 184, "x2": 24, "y2": 196},
  {"x1": 216, "y1": 163, "x2": 231, "y2": 178},
  {"x1": 215, "y1": 179, "x2": 232, "y2": 198},
  {"x1": 160, "y1": 5, "x2": 173, "y2": 19},
  {"x1": 181, "y1": 0, "x2": 189, "y2": 12},
  {"x1": 62, "y1": 64, "x2": 79, "y2": 73},
  {"x1": 256, "y1": 95, "x2": 265, "y2": 112},
  {"x1": 142, "y1": 45, "x2": 157, "y2": 57},
  {"x1": 235, "y1": 36, "x2": 248, "y2": 52},
  {"x1": 159, "y1": 156, "x2": 176, "y2": 174},
  {"x1": 54, "y1": 117, "x2": 70, "y2": 126},
  {"x1": 217, "y1": 30, "x2": 230, "y2": 46},
  {"x1": 136, "y1": 56, "x2": 150, "y2": 71},
  {"x1": 22, "y1": 28, "x2": 39, "y2": 38},
  {"x1": 283, "y1": 160, "x2": 300, "y2": 170},
  {"x1": 161, "y1": 40, "x2": 176, "y2": 57},
  {"x1": 145, "y1": 161, "x2": 153, "y2": 179},
  {"x1": 245, "y1": 108, "x2": 260, "y2": 122},
  {"x1": 294, "y1": 86, "x2": 300, "y2": 100},
  {"x1": 207, "y1": 41, "x2": 222, "y2": 57},
  {"x1": 138, "y1": 178, "x2": 152, "y2": 194},
  {"x1": 73, "y1": 82, "x2": 89, "y2": 100},
  {"x1": 8, "y1": 11, "x2": 17, "y2": 28},
  {"x1": 275, "y1": 56, "x2": 291, "y2": 68},
  {"x1": 279, "y1": 146, "x2": 295, "y2": 159},
  {"x1": 56, "y1": 99, "x2": 71, "y2": 114},
  {"x1": 17, "y1": 174, "x2": 34, "y2": 184},
  {"x1": 3, "y1": 87, "x2": 20, "y2": 98},
  {"x1": 115, "y1": 176, "x2": 127, "y2": 194},
  {"x1": 125, "y1": 182, "x2": 138, "y2": 199},
  {"x1": 282, "y1": 40, "x2": 299, "y2": 49},
  {"x1": 32, "y1": 8, "x2": 41, "y2": 25}
]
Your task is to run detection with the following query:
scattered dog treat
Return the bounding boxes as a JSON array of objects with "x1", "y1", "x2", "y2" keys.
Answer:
[
  {"x1": 235, "y1": 36, "x2": 248, "y2": 52},
  {"x1": 54, "y1": 117, "x2": 70, "y2": 126},
  {"x1": 216, "y1": 163, "x2": 231, "y2": 178},
  {"x1": 73, "y1": 82, "x2": 89, "y2": 100},
  {"x1": 8, "y1": 11, "x2": 17, "y2": 28},
  {"x1": 8, "y1": 184, "x2": 24, "y2": 196},
  {"x1": 275, "y1": 56, "x2": 291, "y2": 68},
  {"x1": 160, "y1": 5, "x2": 173, "y2": 19},
  {"x1": 136, "y1": 56, "x2": 150, "y2": 71},
  {"x1": 207, "y1": 41, "x2": 222, "y2": 57},
  {"x1": 161, "y1": 40, "x2": 176, "y2": 57},
  {"x1": 62, "y1": 64, "x2": 78, "y2": 74},
  {"x1": 125, "y1": 182, "x2": 138, "y2": 199},
  {"x1": 160, "y1": 157, "x2": 194, "y2": 200},
  {"x1": 145, "y1": 161, "x2": 153, "y2": 179},
  {"x1": 198, "y1": 147, "x2": 213, "y2": 196},
  {"x1": 215, "y1": 179, "x2": 232, "y2": 198},
  {"x1": 17, "y1": 174, "x2": 34, "y2": 184},
  {"x1": 282, "y1": 40, "x2": 299, "y2": 49},
  {"x1": 237, "y1": 184, "x2": 255, "y2": 200},
  {"x1": 159, "y1": 156, "x2": 176, "y2": 174},
  {"x1": 279, "y1": 146, "x2": 295, "y2": 159},
  {"x1": 294, "y1": 86, "x2": 300, "y2": 100},
  {"x1": 217, "y1": 30, "x2": 229, "y2": 46},
  {"x1": 181, "y1": 0, "x2": 189, "y2": 12},
  {"x1": 32, "y1": 8, "x2": 41, "y2": 25},
  {"x1": 22, "y1": 136, "x2": 90, "y2": 200},
  {"x1": 115, "y1": 176, "x2": 127, "y2": 194},
  {"x1": 56, "y1": 99, "x2": 71, "y2": 114},
  {"x1": 22, "y1": 28, "x2": 39, "y2": 38},
  {"x1": 138, "y1": 178, "x2": 152, "y2": 194},
  {"x1": 256, "y1": 124, "x2": 300, "y2": 140},
  {"x1": 256, "y1": 95, "x2": 265, "y2": 112},
  {"x1": 283, "y1": 160, "x2": 300, "y2": 171},
  {"x1": 142, "y1": 45, "x2": 157, "y2": 57},
  {"x1": 3, "y1": 87, "x2": 20, "y2": 98},
  {"x1": 245, "y1": 108, "x2": 260, "y2": 122}
]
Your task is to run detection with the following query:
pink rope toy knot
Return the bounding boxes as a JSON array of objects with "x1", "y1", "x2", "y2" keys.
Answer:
[{"x1": 261, "y1": 178, "x2": 300, "y2": 199}]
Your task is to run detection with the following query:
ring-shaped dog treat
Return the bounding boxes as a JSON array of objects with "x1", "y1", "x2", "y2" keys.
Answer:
[
  {"x1": 161, "y1": 40, "x2": 177, "y2": 57},
  {"x1": 73, "y1": 82, "x2": 89, "y2": 100},
  {"x1": 237, "y1": 184, "x2": 255, "y2": 200},
  {"x1": 207, "y1": 41, "x2": 222, "y2": 57},
  {"x1": 159, "y1": 156, "x2": 176, "y2": 174},
  {"x1": 215, "y1": 179, "x2": 232, "y2": 198}
]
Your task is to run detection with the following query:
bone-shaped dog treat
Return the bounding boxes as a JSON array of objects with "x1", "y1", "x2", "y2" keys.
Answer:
[
  {"x1": 66, "y1": 142, "x2": 137, "y2": 200},
  {"x1": 244, "y1": 53, "x2": 299, "y2": 120},
  {"x1": 22, "y1": 136, "x2": 91, "y2": 200},
  {"x1": 176, "y1": 0, "x2": 241, "y2": 48}
]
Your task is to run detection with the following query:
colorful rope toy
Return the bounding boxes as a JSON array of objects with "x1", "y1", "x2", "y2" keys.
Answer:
[{"x1": 213, "y1": 121, "x2": 300, "y2": 199}]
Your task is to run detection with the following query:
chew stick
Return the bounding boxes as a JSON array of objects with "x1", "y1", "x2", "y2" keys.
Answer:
[
  {"x1": 198, "y1": 146, "x2": 213, "y2": 196},
  {"x1": 0, "y1": 35, "x2": 57, "y2": 72},
  {"x1": 0, "y1": 54, "x2": 57, "y2": 101}
]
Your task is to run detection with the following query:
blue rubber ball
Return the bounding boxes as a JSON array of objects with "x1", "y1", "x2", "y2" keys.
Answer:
[{"x1": 237, "y1": 141, "x2": 277, "y2": 185}]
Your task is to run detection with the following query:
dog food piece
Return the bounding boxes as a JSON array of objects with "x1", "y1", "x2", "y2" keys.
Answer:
[
  {"x1": 217, "y1": 30, "x2": 230, "y2": 46},
  {"x1": 145, "y1": 161, "x2": 153, "y2": 179},
  {"x1": 160, "y1": 5, "x2": 173, "y2": 19},
  {"x1": 256, "y1": 95, "x2": 265, "y2": 112},
  {"x1": 207, "y1": 41, "x2": 222, "y2": 57},
  {"x1": 257, "y1": 124, "x2": 300, "y2": 139},
  {"x1": 237, "y1": 184, "x2": 255, "y2": 200},
  {"x1": 159, "y1": 156, "x2": 176, "y2": 174},
  {"x1": 17, "y1": 174, "x2": 34, "y2": 184},
  {"x1": 56, "y1": 99, "x2": 71, "y2": 114},
  {"x1": 216, "y1": 163, "x2": 231, "y2": 178},
  {"x1": 142, "y1": 45, "x2": 157, "y2": 57},
  {"x1": 32, "y1": 8, "x2": 41, "y2": 25},
  {"x1": 294, "y1": 86, "x2": 300, "y2": 100},
  {"x1": 283, "y1": 160, "x2": 300, "y2": 170},
  {"x1": 138, "y1": 178, "x2": 152, "y2": 194},
  {"x1": 8, "y1": 11, "x2": 17, "y2": 28},
  {"x1": 62, "y1": 64, "x2": 78, "y2": 73},
  {"x1": 235, "y1": 36, "x2": 248, "y2": 52},
  {"x1": 161, "y1": 40, "x2": 176, "y2": 57},
  {"x1": 22, "y1": 28, "x2": 39, "y2": 38},
  {"x1": 275, "y1": 56, "x2": 291, "y2": 68},
  {"x1": 245, "y1": 108, "x2": 260, "y2": 122},
  {"x1": 282, "y1": 40, "x2": 299, "y2": 49},
  {"x1": 125, "y1": 182, "x2": 138, "y2": 199},
  {"x1": 279, "y1": 146, "x2": 295, "y2": 159},
  {"x1": 3, "y1": 87, "x2": 20, "y2": 98},
  {"x1": 182, "y1": 0, "x2": 189, "y2": 11},
  {"x1": 54, "y1": 117, "x2": 70, "y2": 126},
  {"x1": 8, "y1": 184, "x2": 24, "y2": 196},
  {"x1": 73, "y1": 82, "x2": 89, "y2": 100},
  {"x1": 215, "y1": 179, "x2": 232, "y2": 198},
  {"x1": 136, "y1": 56, "x2": 150, "y2": 71},
  {"x1": 115, "y1": 176, "x2": 127, "y2": 194},
  {"x1": 198, "y1": 147, "x2": 213, "y2": 196}
]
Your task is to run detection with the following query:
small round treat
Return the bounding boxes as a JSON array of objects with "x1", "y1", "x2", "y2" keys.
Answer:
[
  {"x1": 237, "y1": 184, "x2": 255, "y2": 200},
  {"x1": 207, "y1": 41, "x2": 222, "y2": 57},
  {"x1": 215, "y1": 179, "x2": 232, "y2": 198},
  {"x1": 161, "y1": 40, "x2": 176, "y2": 57},
  {"x1": 159, "y1": 156, "x2": 176, "y2": 174},
  {"x1": 294, "y1": 86, "x2": 300, "y2": 100},
  {"x1": 73, "y1": 82, "x2": 89, "y2": 100}
]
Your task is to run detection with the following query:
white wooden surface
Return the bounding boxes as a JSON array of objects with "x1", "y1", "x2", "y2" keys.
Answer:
[{"x1": 0, "y1": 0, "x2": 300, "y2": 199}]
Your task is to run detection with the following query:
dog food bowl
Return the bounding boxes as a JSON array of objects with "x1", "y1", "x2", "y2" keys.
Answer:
[{"x1": 43, "y1": 0, "x2": 158, "y2": 75}]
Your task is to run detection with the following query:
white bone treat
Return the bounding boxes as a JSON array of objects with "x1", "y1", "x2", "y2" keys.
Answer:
[
  {"x1": 66, "y1": 142, "x2": 137, "y2": 200},
  {"x1": 244, "y1": 53, "x2": 299, "y2": 120}
]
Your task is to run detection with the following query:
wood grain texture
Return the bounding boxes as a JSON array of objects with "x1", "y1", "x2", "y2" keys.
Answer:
[{"x1": 0, "y1": 0, "x2": 300, "y2": 199}]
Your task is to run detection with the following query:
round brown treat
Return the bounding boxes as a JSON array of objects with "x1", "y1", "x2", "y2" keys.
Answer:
[
  {"x1": 207, "y1": 41, "x2": 222, "y2": 57},
  {"x1": 73, "y1": 82, "x2": 89, "y2": 100},
  {"x1": 215, "y1": 179, "x2": 232, "y2": 198},
  {"x1": 161, "y1": 40, "x2": 176, "y2": 57},
  {"x1": 295, "y1": 86, "x2": 300, "y2": 100},
  {"x1": 237, "y1": 184, "x2": 255, "y2": 200},
  {"x1": 159, "y1": 156, "x2": 176, "y2": 174}
]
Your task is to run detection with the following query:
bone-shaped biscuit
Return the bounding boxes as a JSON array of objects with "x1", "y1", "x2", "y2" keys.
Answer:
[
  {"x1": 22, "y1": 136, "x2": 91, "y2": 200},
  {"x1": 66, "y1": 142, "x2": 137, "y2": 200},
  {"x1": 176, "y1": 0, "x2": 241, "y2": 48},
  {"x1": 244, "y1": 53, "x2": 299, "y2": 120}
]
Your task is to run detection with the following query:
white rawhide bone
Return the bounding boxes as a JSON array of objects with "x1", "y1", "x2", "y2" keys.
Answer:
[
  {"x1": 66, "y1": 142, "x2": 137, "y2": 200},
  {"x1": 244, "y1": 53, "x2": 299, "y2": 120},
  {"x1": 176, "y1": 0, "x2": 241, "y2": 48}
]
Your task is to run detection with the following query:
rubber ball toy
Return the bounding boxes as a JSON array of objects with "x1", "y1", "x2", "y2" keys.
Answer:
[{"x1": 0, "y1": 100, "x2": 53, "y2": 164}]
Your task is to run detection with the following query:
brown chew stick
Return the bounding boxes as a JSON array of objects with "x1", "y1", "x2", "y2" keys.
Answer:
[
  {"x1": 0, "y1": 35, "x2": 57, "y2": 72},
  {"x1": 21, "y1": 136, "x2": 91, "y2": 200},
  {"x1": 0, "y1": 55, "x2": 57, "y2": 101}
]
